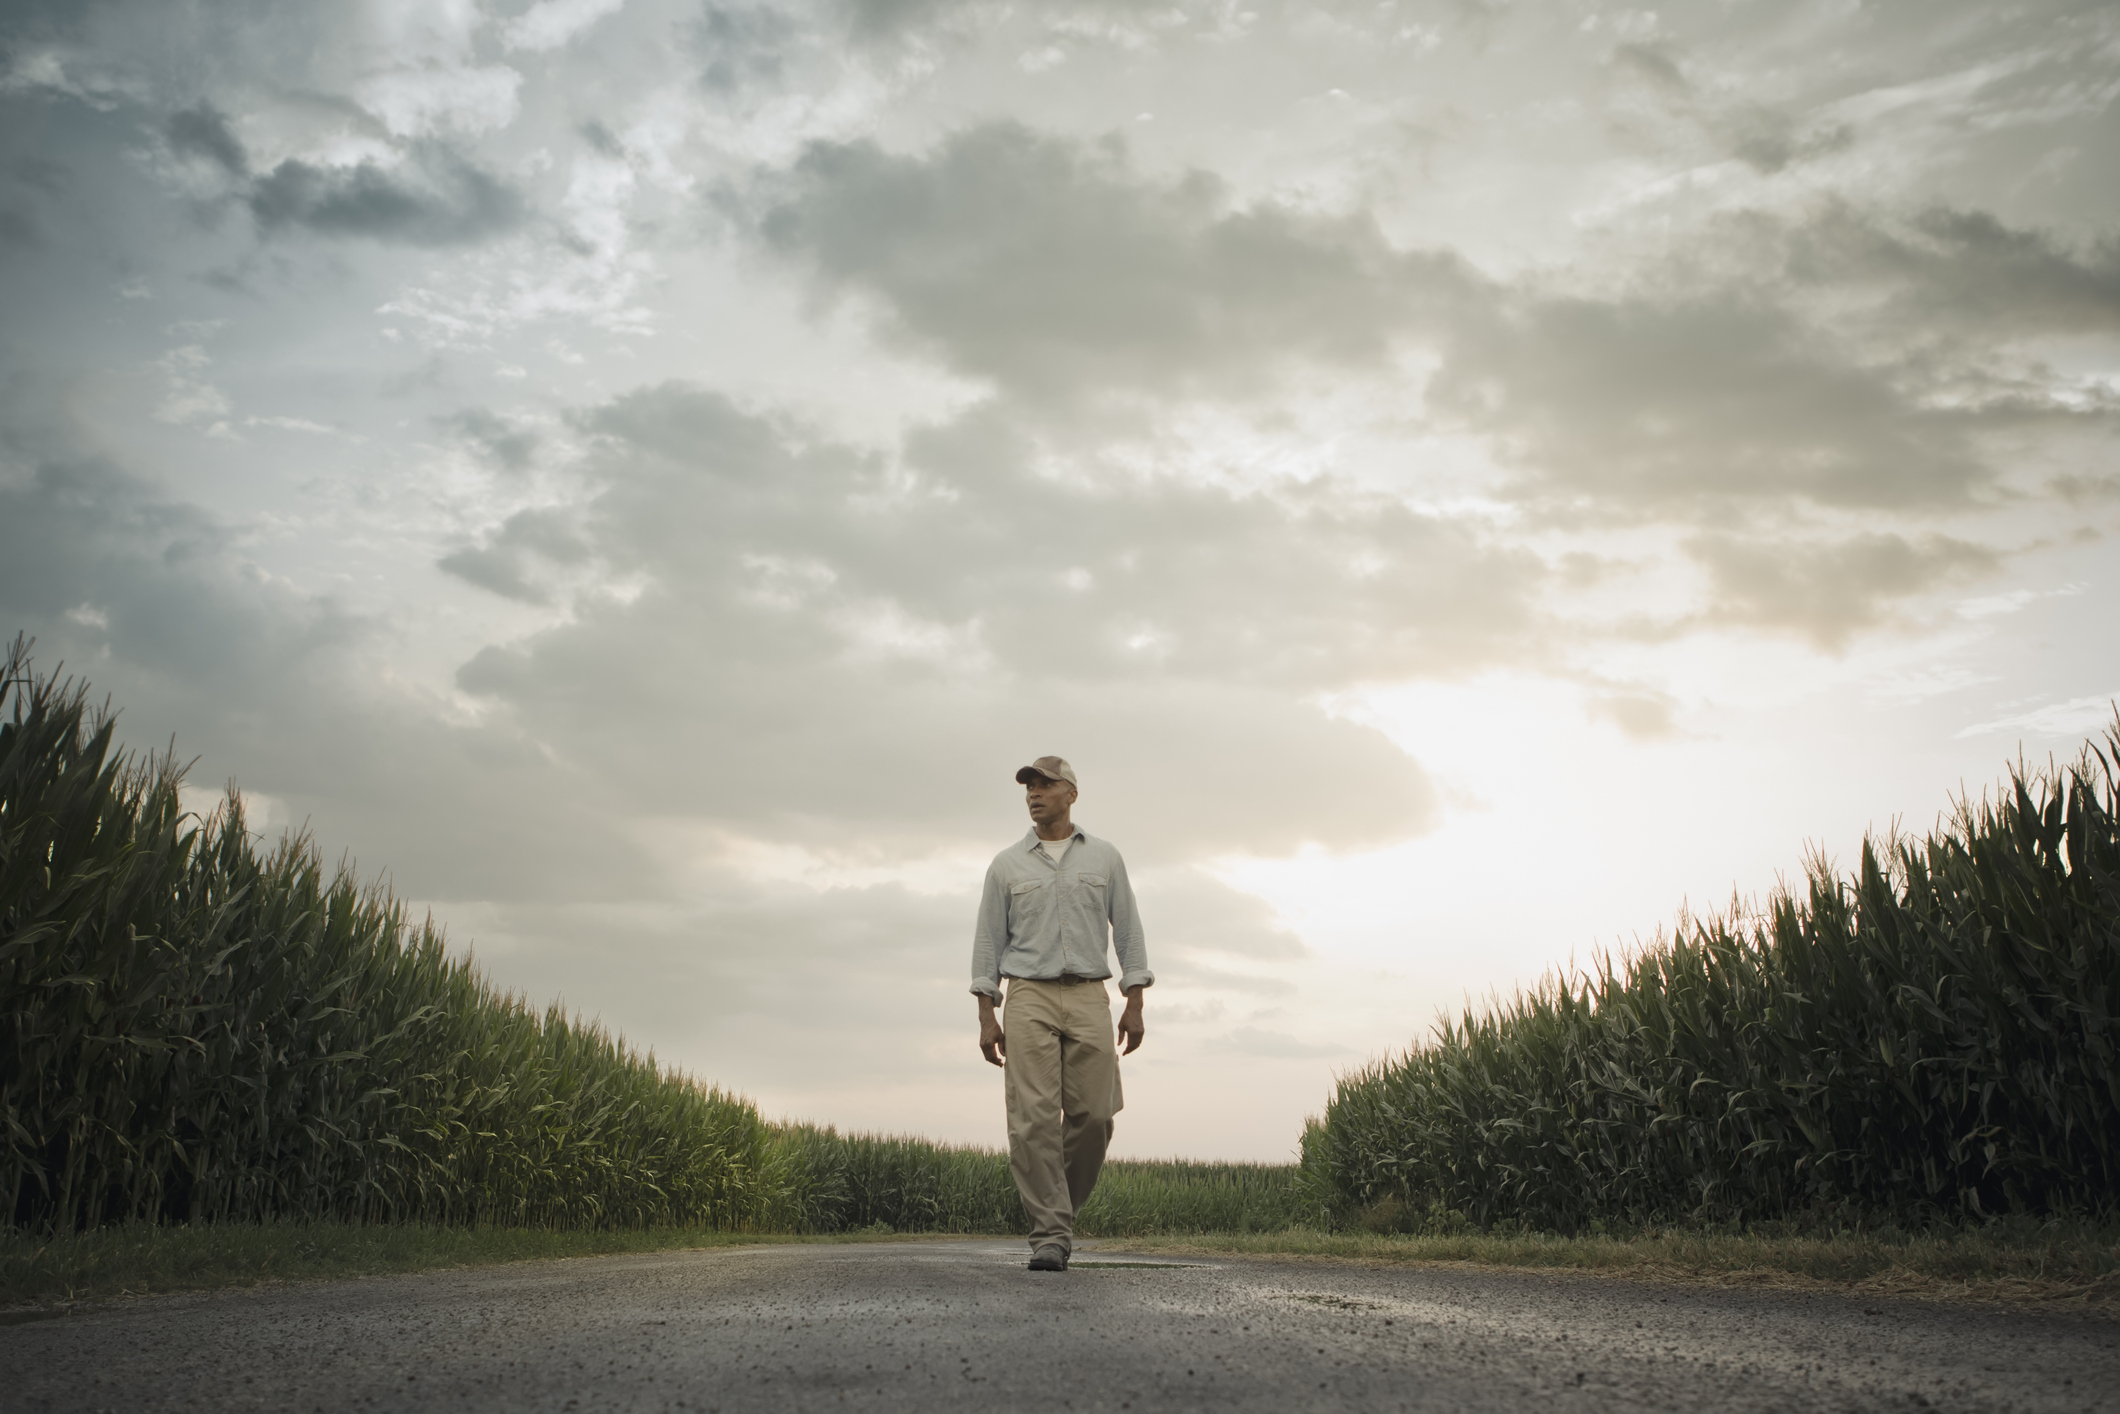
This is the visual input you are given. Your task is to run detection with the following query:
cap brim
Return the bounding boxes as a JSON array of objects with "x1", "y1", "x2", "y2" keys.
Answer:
[{"x1": 1015, "y1": 766, "x2": 1059, "y2": 785}]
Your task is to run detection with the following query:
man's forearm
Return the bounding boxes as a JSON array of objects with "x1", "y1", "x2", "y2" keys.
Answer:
[
  {"x1": 1116, "y1": 983, "x2": 1145, "y2": 1054},
  {"x1": 976, "y1": 992, "x2": 1006, "y2": 1067}
]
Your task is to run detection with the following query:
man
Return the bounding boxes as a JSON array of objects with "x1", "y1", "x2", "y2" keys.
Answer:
[{"x1": 970, "y1": 755, "x2": 1151, "y2": 1272}]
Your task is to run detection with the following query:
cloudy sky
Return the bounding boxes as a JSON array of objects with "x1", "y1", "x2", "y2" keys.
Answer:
[{"x1": 4, "y1": 0, "x2": 2116, "y2": 1159}]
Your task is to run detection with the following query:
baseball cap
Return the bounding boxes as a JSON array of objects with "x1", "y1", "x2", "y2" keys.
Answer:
[{"x1": 1014, "y1": 755, "x2": 1078, "y2": 787}]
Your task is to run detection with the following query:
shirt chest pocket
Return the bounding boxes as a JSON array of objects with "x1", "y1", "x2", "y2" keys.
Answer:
[
  {"x1": 1010, "y1": 878, "x2": 1048, "y2": 898},
  {"x1": 1075, "y1": 873, "x2": 1108, "y2": 908}
]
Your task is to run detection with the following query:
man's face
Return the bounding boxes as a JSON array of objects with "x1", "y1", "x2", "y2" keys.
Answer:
[{"x1": 1024, "y1": 775, "x2": 1077, "y2": 829}]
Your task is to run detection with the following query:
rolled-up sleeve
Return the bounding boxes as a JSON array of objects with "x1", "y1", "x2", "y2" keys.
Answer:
[
  {"x1": 969, "y1": 864, "x2": 1008, "y2": 1000},
  {"x1": 1106, "y1": 853, "x2": 1153, "y2": 993}
]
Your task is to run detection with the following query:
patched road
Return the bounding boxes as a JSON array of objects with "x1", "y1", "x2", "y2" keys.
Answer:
[{"x1": 3, "y1": 1240, "x2": 2113, "y2": 1412}]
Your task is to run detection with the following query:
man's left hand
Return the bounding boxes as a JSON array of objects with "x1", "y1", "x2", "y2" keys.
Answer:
[{"x1": 1118, "y1": 987, "x2": 1145, "y2": 1055}]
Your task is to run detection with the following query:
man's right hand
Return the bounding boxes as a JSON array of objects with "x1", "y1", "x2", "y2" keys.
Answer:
[{"x1": 978, "y1": 997, "x2": 1007, "y2": 1067}]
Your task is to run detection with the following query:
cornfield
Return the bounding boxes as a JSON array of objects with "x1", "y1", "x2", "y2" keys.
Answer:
[
  {"x1": 761, "y1": 1125, "x2": 1022, "y2": 1233},
  {"x1": 756, "y1": 1127, "x2": 1311, "y2": 1236},
  {"x1": 1076, "y1": 1157, "x2": 1318, "y2": 1236},
  {"x1": 2, "y1": 640, "x2": 765, "y2": 1231},
  {"x1": 1306, "y1": 723, "x2": 2120, "y2": 1231}
]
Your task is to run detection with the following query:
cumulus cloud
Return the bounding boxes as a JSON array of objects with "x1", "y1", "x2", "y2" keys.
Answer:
[
  {"x1": 1785, "y1": 203, "x2": 2120, "y2": 343},
  {"x1": 438, "y1": 506, "x2": 595, "y2": 604},
  {"x1": 504, "y1": 0, "x2": 628, "y2": 55},
  {"x1": 829, "y1": 0, "x2": 987, "y2": 44},
  {"x1": 1686, "y1": 530, "x2": 2001, "y2": 649},
  {"x1": 151, "y1": 344, "x2": 232, "y2": 429},
  {"x1": 1605, "y1": 40, "x2": 1851, "y2": 175},
  {"x1": 438, "y1": 406, "x2": 542, "y2": 472},
  {"x1": 1423, "y1": 202, "x2": 2120, "y2": 523},
  {"x1": 744, "y1": 122, "x2": 2107, "y2": 549},
  {"x1": 0, "y1": 386, "x2": 663, "y2": 911},
  {"x1": 247, "y1": 145, "x2": 525, "y2": 246},
  {"x1": 751, "y1": 122, "x2": 1471, "y2": 406},
  {"x1": 165, "y1": 103, "x2": 248, "y2": 175},
  {"x1": 729, "y1": 119, "x2": 2095, "y2": 642},
  {"x1": 1585, "y1": 689, "x2": 1681, "y2": 741},
  {"x1": 691, "y1": 5, "x2": 802, "y2": 92},
  {"x1": 1432, "y1": 290, "x2": 1992, "y2": 515},
  {"x1": 354, "y1": 63, "x2": 523, "y2": 140},
  {"x1": 0, "y1": 398, "x2": 362, "y2": 704},
  {"x1": 157, "y1": 97, "x2": 529, "y2": 248}
]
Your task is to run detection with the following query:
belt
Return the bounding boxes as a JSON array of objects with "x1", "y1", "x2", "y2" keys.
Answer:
[{"x1": 1005, "y1": 973, "x2": 1107, "y2": 987}]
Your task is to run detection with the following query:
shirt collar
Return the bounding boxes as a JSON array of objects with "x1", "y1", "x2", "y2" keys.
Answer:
[{"x1": 1022, "y1": 826, "x2": 1085, "y2": 851}]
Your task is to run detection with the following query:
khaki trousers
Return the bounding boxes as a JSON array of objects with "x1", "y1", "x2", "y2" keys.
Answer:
[{"x1": 1002, "y1": 978, "x2": 1123, "y2": 1257}]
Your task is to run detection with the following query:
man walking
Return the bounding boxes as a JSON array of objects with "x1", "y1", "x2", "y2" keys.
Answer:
[{"x1": 970, "y1": 756, "x2": 1151, "y2": 1272}]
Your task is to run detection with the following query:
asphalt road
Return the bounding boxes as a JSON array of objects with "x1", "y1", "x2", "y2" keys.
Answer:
[{"x1": 3, "y1": 1240, "x2": 2114, "y2": 1413}]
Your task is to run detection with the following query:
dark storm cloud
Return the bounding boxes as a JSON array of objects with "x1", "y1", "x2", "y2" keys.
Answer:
[
  {"x1": 752, "y1": 122, "x2": 1473, "y2": 405},
  {"x1": 247, "y1": 146, "x2": 525, "y2": 247},
  {"x1": 166, "y1": 103, "x2": 247, "y2": 176}
]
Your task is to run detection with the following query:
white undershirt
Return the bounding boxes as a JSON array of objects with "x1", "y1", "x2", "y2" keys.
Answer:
[{"x1": 1038, "y1": 833, "x2": 1074, "y2": 863}]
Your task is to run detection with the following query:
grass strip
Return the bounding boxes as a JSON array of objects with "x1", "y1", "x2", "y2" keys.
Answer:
[
  {"x1": 0, "y1": 1222, "x2": 940, "y2": 1308},
  {"x1": 1108, "y1": 1222, "x2": 2120, "y2": 1310}
]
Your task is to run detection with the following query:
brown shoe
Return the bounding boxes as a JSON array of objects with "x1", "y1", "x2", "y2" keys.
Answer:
[{"x1": 1027, "y1": 1244, "x2": 1068, "y2": 1271}]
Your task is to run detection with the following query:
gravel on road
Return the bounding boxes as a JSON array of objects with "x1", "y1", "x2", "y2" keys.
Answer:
[{"x1": 3, "y1": 1239, "x2": 2114, "y2": 1413}]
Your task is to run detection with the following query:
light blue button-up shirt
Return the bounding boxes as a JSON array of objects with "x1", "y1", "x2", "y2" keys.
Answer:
[{"x1": 969, "y1": 827, "x2": 1153, "y2": 1001}]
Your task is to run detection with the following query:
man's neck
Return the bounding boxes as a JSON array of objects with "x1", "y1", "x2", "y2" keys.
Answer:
[{"x1": 1034, "y1": 817, "x2": 1074, "y2": 842}]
